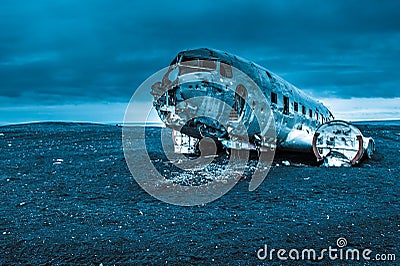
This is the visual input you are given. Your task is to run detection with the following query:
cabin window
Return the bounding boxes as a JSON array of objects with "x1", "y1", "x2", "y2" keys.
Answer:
[
  {"x1": 294, "y1": 102, "x2": 298, "y2": 112},
  {"x1": 271, "y1": 92, "x2": 277, "y2": 104},
  {"x1": 283, "y1": 96, "x2": 289, "y2": 115},
  {"x1": 302, "y1": 105, "x2": 306, "y2": 115},
  {"x1": 309, "y1": 109, "x2": 313, "y2": 118},
  {"x1": 170, "y1": 56, "x2": 178, "y2": 66},
  {"x1": 220, "y1": 63, "x2": 233, "y2": 78}
]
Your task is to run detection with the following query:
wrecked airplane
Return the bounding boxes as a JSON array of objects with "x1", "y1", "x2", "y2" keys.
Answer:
[{"x1": 150, "y1": 48, "x2": 374, "y2": 167}]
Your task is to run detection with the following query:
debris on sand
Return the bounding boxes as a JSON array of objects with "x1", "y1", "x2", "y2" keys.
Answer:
[
  {"x1": 0, "y1": 133, "x2": 4, "y2": 136},
  {"x1": 292, "y1": 162, "x2": 307, "y2": 167},
  {"x1": 53, "y1": 158, "x2": 64, "y2": 165},
  {"x1": 322, "y1": 156, "x2": 351, "y2": 167},
  {"x1": 282, "y1": 160, "x2": 290, "y2": 166}
]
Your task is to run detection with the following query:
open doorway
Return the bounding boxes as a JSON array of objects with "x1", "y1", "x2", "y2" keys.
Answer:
[{"x1": 231, "y1": 84, "x2": 247, "y2": 120}]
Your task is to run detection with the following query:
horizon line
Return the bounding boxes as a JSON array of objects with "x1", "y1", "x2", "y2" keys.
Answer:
[{"x1": 1, "y1": 118, "x2": 400, "y2": 127}]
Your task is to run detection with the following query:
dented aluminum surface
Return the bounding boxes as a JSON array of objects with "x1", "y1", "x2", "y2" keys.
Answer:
[{"x1": 151, "y1": 48, "x2": 374, "y2": 166}]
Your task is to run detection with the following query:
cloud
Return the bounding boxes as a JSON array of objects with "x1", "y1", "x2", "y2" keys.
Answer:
[
  {"x1": 0, "y1": 0, "x2": 399, "y2": 122},
  {"x1": 321, "y1": 97, "x2": 400, "y2": 121}
]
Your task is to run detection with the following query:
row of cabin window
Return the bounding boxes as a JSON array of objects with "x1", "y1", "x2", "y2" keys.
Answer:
[{"x1": 271, "y1": 92, "x2": 326, "y2": 123}]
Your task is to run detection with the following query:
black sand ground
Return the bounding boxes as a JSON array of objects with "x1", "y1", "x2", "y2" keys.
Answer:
[{"x1": 0, "y1": 122, "x2": 399, "y2": 265}]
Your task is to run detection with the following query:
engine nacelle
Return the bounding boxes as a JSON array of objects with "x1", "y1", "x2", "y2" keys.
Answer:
[{"x1": 312, "y1": 120, "x2": 375, "y2": 167}]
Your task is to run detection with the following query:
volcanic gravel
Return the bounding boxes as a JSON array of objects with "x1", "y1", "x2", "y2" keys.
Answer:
[{"x1": 0, "y1": 122, "x2": 399, "y2": 265}]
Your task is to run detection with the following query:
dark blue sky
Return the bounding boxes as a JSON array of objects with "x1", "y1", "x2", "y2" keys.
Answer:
[{"x1": 1, "y1": 0, "x2": 399, "y2": 124}]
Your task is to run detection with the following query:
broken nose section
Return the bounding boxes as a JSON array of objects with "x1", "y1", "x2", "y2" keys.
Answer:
[{"x1": 312, "y1": 120, "x2": 375, "y2": 167}]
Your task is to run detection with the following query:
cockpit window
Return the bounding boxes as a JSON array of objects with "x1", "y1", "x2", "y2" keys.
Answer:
[
  {"x1": 181, "y1": 58, "x2": 199, "y2": 67},
  {"x1": 200, "y1": 60, "x2": 216, "y2": 70},
  {"x1": 179, "y1": 57, "x2": 216, "y2": 75},
  {"x1": 180, "y1": 56, "x2": 196, "y2": 63},
  {"x1": 220, "y1": 63, "x2": 233, "y2": 78},
  {"x1": 170, "y1": 56, "x2": 179, "y2": 66}
]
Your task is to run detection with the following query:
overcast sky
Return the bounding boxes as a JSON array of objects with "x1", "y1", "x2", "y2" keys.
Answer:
[{"x1": 0, "y1": 0, "x2": 399, "y2": 124}]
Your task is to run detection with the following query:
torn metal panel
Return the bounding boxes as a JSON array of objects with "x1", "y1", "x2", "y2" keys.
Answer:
[
  {"x1": 172, "y1": 129, "x2": 199, "y2": 154},
  {"x1": 312, "y1": 120, "x2": 375, "y2": 167},
  {"x1": 280, "y1": 124, "x2": 314, "y2": 152}
]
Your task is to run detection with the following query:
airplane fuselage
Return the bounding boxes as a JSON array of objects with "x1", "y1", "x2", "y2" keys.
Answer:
[{"x1": 152, "y1": 48, "x2": 334, "y2": 153}]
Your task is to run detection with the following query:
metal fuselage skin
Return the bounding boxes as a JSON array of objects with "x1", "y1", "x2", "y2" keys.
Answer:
[{"x1": 152, "y1": 48, "x2": 334, "y2": 153}]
